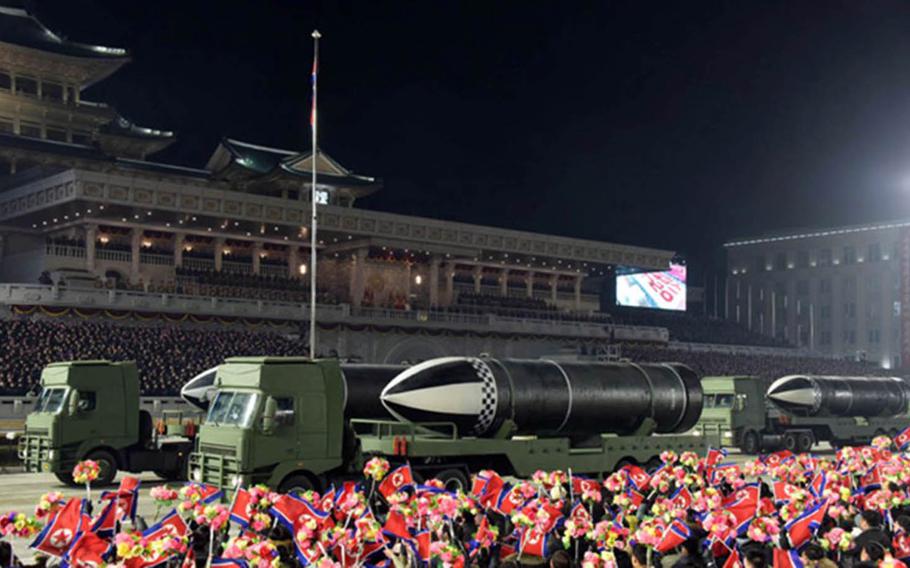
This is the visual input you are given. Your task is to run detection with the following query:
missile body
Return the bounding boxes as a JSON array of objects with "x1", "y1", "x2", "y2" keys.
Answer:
[
  {"x1": 380, "y1": 357, "x2": 703, "y2": 437},
  {"x1": 180, "y1": 363, "x2": 404, "y2": 420},
  {"x1": 767, "y1": 375, "x2": 910, "y2": 417}
]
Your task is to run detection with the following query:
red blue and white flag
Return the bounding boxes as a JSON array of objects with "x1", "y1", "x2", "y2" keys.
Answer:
[
  {"x1": 785, "y1": 500, "x2": 828, "y2": 549},
  {"x1": 31, "y1": 498, "x2": 84, "y2": 558},
  {"x1": 519, "y1": 527, "x2": 549, "y2": 557},
  {"x1": 655, "y1": 520, "x2": 691, "y2": 553},
  {"x1": 229, "y1": 487, "x2": 252, "y2": 528},
  {"x1": 62, "y1": 530, "x2": 111, "y2": 568},
  {"x1": 378, "y1": 464, "x2": 414, "y2": 498},
  {"x1": 100, "y1": 476, "x2": 142, "y2": 523},
  {"x1": 772, "y1": 549, "x2": 803, "y2": 568},
  {"x1": 90, "y1": 498, "x2": 118, "y2": 538}
]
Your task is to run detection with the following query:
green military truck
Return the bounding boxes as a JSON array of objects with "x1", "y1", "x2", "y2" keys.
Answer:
[
  {"x1": 696, "y1": 375, "x2": 910, "y2": 454},
  {"x1": 189, "y1": 357, "x2": 709, "y2": 492},
  {"x1": 19, "y1": 361, "x2": 196, "y2": 485}
]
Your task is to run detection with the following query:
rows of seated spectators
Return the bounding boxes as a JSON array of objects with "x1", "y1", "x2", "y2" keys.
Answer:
[
  {"x1": 620, "y1": 343, "x2": 896, "y2": 380},
  {"x1": 0, "y1": 318, "x2": 309, "y2": 396},
  {"x1": 433, "y1": 292, "x2": 559, "y2": 319},
  {"x1": 609, "y1": 307, "x2": 791, "y2": 348},
  {"x1": 171, "y1": 267, "x2": 340, "y2": 304}
]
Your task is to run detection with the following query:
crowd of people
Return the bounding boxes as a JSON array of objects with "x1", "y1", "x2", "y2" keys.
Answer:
[
  {"x1": 7, "y1": 441, "x2": 910, "y2": 568},
  {"x1": 609, "y1": 310, "x2": 790, "y2": 349},
  {"x1": 620, "y1": 344, "x2": 895, "y2": 381},
  {"x1": 0, "y1": 319, "x2": 309, "y2": 395},
  {"x1": 173, "y1": 268, "x2": 340, "y2": 305}
]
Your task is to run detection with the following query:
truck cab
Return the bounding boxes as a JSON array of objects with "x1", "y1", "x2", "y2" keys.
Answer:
[
  {"x1": 695, "y1": 376, "x2": 770, "y2": 453},
  {"x1": 19, "y1": 360, "x2": 194, "y2": 485},
  {"x1": 188, "y1": 357, "x2": 348, "y2": 493}
]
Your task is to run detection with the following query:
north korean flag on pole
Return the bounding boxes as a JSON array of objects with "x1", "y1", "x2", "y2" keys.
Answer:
[
  {"x1": 31, "y1": 498, "x2": 84, "y2": 558},
  {"x1": 772, "y1": 549, "x2": 804, "y2": 568},
  {"x1": 655, "y1": 520, "x2": 692, "y2": 553},
  {"x1": 519, "y1": 528, "x2": 549, "y2": 558},
  {"x1": 143, "y1": 509, "x2": 189, "y2": 542},
  {"x1": 100, "y1": 476, "x2": 142, "y2": 523},
  {"x1": 895, "y1": 426, "x2": 910, "y2": 451},
  {"x1": 90, "y1": 498, "x2": 118, "y2": 538},
  {"x1": 229, "y1": 487, "x2": 253, "y2": 528},
  {"x1": 62, "y1": 530, "x2": 112, "y2": 568},
  {"x1": 378, "y1": 464, "x2": 414, "y2": 499},
  {"x1": 785, "y1": 500, "x2": 828, "y2": 549}
]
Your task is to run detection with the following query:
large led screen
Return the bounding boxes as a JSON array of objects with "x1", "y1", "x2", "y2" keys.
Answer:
[{"x1": 615, "y1": 263, "x2": 687, "y2": 311}]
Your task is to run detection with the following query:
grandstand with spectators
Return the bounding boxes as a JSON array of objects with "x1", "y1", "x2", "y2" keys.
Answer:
[{"x1": 0, "y1": 2, "x2": 898, "y2": 398}]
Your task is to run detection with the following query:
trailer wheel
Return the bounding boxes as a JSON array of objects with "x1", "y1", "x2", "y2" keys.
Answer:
[
  {"x1": 796, "y1": 432, "x2": 814, "y2": 453},
  {"x1": 783, "y1": 433, "x2": 798, "y2": 452},
  {"x1": 741, "y1": 431, "x2": 760, "y2": 455},
  {"x1": 435, "y1": 469, "x2": 469, "y2": 493},
  {"x1": 279, "y1": 473, "x2": 318, "y2": 496},
  {"x1": 86, "y1": 450, "x2": 118, "y2": 486}
]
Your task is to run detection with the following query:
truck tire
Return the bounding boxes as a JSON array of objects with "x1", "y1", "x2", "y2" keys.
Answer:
[
  {"x1": 279, "y1": 473, "x2": 318, "y2": 496},
  {"x1": 783, "y1": 433, "x2": 798, "y2": 452},
  {"x1": 796, "y1": 432, "x2": 814, "y2": 453},
  {"x1": 54, "y1": 471, "x2": 80, "y2": 487},
  {"x1": 435, "y1": 469, "x2": 469, "y2": 493},
  {"x1": 741, "y1": 431, "x2": 760, "y2": 455},
  {"x1": 86, "y1": 450, "x2": 118, "y2": 486},
  {"x1": 154, "y1": 469, "x2": 184, "y2": 482}
]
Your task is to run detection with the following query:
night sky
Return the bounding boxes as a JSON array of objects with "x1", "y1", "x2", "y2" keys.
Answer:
[{"x1": 31, "y1": 1, "x2": 910, "y2": 282}]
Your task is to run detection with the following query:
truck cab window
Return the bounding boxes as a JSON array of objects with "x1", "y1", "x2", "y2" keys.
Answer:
[
  {"x1": 715, "y1": 394, "x2": 734, "y2": 408},
  {"x1": 275, "y1": 397, "x2": 294, "y2": 426},
  {"x1": 35, "y1": 387, "x2": 66, "y2": 413},
  {"x1": 77, "y1": 391, "x2": 96, "y2": 411}
]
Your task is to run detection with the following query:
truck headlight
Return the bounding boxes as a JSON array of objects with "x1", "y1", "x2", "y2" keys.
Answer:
[
  {"x1": 47, "y1": 449, "x2": 57, "y2": 461},
  {"x1": 229, "y1": 474, "x2": 243, "y2": 488},
  {"x1": 191, "y1": 468, "x2": 202, "y2": 482}
]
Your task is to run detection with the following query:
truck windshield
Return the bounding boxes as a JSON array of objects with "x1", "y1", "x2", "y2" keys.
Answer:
[
  {"x1": 206, "y1": 391, "x2": 259, "y2": 427},
  {"x1": 715, "y1": 394, "x2": 734, "y2": 408},
  {"x1": 35, "y1": 387, "x2": 67, "y2": 413}
]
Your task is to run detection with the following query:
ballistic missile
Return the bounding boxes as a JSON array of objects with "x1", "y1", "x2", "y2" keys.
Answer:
[
  {"x1": 180, "y1": 363, "x2": 405, "y2": 419},
  {"x1": 766, "y1": 375, "x2": 910, "y2": 418},
  {"x1": 380, "y1": 357, "x2": 703, "y2": 437}
]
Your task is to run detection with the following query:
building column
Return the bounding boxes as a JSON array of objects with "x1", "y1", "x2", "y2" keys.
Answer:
[
  {"x1": 130, "y1": 229, "x2": 142, "y2": 284},
  {"x1": 84, "y1": 224, "x2": 96, "y2": 273},
  {"x1": 350, "y1": 248, "x2": 367, "y2": 307},
  {"x1": 214, "y1": 237, "x2": 225, "y2": 272},
  {"x1": 573, "y1": 275, "x2": 583, "y2": 311},
  {"x1": 549, "y1": 274, "x2": 558, "y2": 304},
  {"x1": 173, "y1": 233, "x2": 185, "y2": 268},
  {"x1": 429, "y1": 255, "x2": 441, "y2": 307},
  {"x1": 500, "y1": 269, "x2": 510, "y2": 297},
  {"x1": 526, "y1": 271, "x2": 535, "y2": 299},
  {"x1": 252, "y1": 242, "x2": 263, "y2": 275},
  {"x1": 472, "y1": 266, "x2": 483, "y2": 293},
  {"x1": 444, "y1": 263, "x2": 456, "y2": 306},
  {"x1": 288, "y1": 246, "x2": 300, "y2": 278}
]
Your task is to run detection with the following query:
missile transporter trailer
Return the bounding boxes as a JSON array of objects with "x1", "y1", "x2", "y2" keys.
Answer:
[
  {"x1": 696, "y1": 375, "x2": 910, "y2": 454},
  {"x1": 19, "y1": 361, "x2": 196, "y2": 485},
  {"x1": 189, "y1": 357, "x2": 709, "y2": 493}
]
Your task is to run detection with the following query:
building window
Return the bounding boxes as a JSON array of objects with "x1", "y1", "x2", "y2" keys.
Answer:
[
  {"x1": 819, "y1": 278, "x2": 831, "y2": 294},
  {"x1": 754, "y1": 255, "x2": 766, "y2": 273},
  {"x1": 842, "y1": 302, "x2": 856, "y2": 318},
  {"x1": 797, "y1": 251, "x2": 809, "y2": 269},
  {"x1": 821, "y1": 331, "x2": 831, "y2": 345},
  {"x1": 45, "y1": 127, "x2": 66, "y2": 142},
  {"x1": 868, "y1": 243, "x2": 881, "y2": 262},
  {"x1": 71, "y1": 130, "x2": 91, "y2": 145},
  {"x1": 820, "y1": 305, "x2": 831, "y2": 319},
  {"x1": 0, "y1": 72, "x2": 10, "y2": 91},
  {"x1": 0, "y1": 117, "x2": 13, "y2": 134},
  {"x1": 19, "y1": 122, "x2": 40, "y2": 138},
  {"x1": 15, "y1": 76, "x2": 37, "y2": 97},
  {"x1": 42, "y1": 82, "x2": 63, "y2": 102},
  {"x1": 819, "y1": 249, "x2": 832, "y2": 267},
  {"x1": 796, "y1": 280, "x2": 809, "y2": 295},
  {"x1": 843, "y1": 246, "x2": 856, "y2": 265},
  {"x1": 868, "y1": 329, "x2": 881, "y2": 344},
  {"x1": 842, "y1": 329, "x2": 856, "y2": 344}
]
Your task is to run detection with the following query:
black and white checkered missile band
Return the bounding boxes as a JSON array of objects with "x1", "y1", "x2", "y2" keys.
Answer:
[{"x1": 469, "y1": 358, "x2": 498, "y2": 435}]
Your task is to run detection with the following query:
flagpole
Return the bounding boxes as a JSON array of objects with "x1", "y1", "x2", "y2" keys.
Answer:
[{"x1": 309, "y1": 30, "x2": 321, "y2": 360}]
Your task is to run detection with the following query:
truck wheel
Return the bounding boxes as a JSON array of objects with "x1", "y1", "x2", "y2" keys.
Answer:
[
  {"x1": 796, "y1": 432, "x2": 814, "y2": 453},
  {"x1": 783, "y1": 433, "x2": 798, "y2": 452},
  {"x1": 154, "y1": 469, "x2": 184, "y2": 482},
  {"x1": 54, "y1": 471, "x2": 80, "y2": 487},
  {"x1": 434, "y1": 469, "x2": 469, "y2": 493},
  {"x1": 741, "y1": 431, "x2": 760, "y2": 455},
  {"x1": 279, "y1": 474, "x2": 318, "y2": 496},
  {"x1": 86, "y1": 450, "x2": 118, "y2": 486}
]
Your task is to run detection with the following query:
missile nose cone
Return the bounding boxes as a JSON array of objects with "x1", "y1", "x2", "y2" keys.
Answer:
[
  {"x1": 181, "y1": 367, "x2": 219, "y2": 411},
  {"x1": 381, "y1": 357, "x2": 499, "y2": 435},
  {"x1": 766, "y1": 376, "x2": 820, "y2": 413}
]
